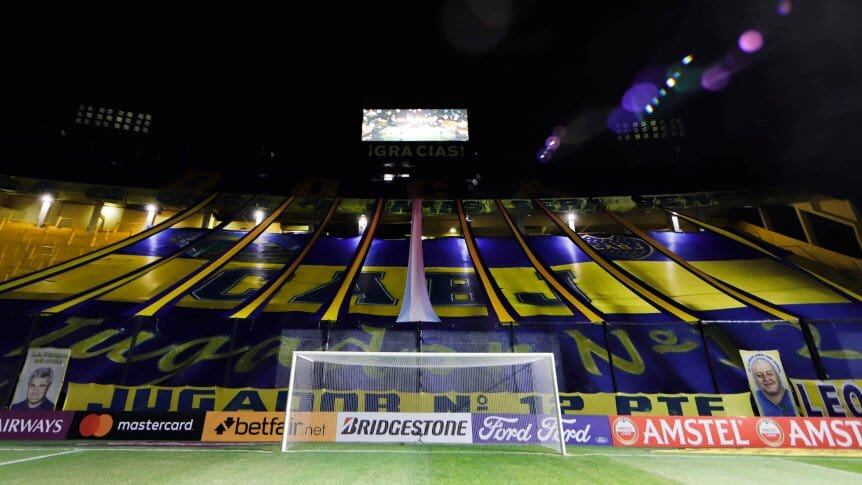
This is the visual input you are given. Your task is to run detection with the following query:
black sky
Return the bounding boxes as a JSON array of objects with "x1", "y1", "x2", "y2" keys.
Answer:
[{"x1": 1, "y1": 1, "x2": 861, "y2": 197}]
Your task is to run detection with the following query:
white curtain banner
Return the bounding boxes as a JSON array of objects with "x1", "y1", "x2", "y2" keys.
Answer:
[{"x1": 397, "y1": 199, "x2": 441, "y2": 323}]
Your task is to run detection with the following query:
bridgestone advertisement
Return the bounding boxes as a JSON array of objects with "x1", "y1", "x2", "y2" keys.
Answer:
[
  {"x1": 335, "y1": 412, "x2": 473, "y2": 444},
  {"x1": 66, "y1": 412, "x2": 205, "y2": 441}
]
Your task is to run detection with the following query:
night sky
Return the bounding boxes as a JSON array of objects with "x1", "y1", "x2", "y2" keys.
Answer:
[{"x1": 1, "y1": 1, "x2": 860, "y2": 197}]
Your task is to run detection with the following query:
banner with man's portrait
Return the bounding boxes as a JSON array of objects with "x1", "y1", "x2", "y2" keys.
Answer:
[
  {"x1": 10, "y1": 348, "x2": 71, "y2": 411},
  {"x1": 740, "y1": 350, "x2": 799, "y2": 417}
]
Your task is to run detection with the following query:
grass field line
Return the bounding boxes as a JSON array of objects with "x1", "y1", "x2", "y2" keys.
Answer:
[
  {"x1": 0, "y1": 447, "x2": 273, "y2": 454},
  {"x1": 776, "y1": 456, "x2": 862, "y2": 476},
  {"x1": 287, "y1": 448, "x2": 564, "y2": 456},
  {"x1": 284, "y1": 448, "x2": 862, "y2": 460},
  {"x1": 0, "y1": 449, "x2": 82, "y2": 467},
  {"x1": 2, "y1": 446, "x2": 862, "y2": 462}
]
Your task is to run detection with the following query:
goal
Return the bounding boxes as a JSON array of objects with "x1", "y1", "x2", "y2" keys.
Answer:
[{"x1": 282, "y1": 351, "x2": 566, "y2": 455}]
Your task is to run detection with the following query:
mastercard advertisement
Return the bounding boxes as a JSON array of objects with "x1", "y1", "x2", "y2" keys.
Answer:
[{"x1": 66, "y1": 411, "x2": 206, "y2": 441}]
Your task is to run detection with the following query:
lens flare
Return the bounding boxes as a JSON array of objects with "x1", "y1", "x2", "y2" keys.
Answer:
[
  {"x1": 622, "y1": 83, "x2": 659, "y2": 113},
  {"x1": 777, "y1": 0, "x2": 792, "y2": 15},
  {"x1": 701, "y1": 65, "x2": 731, "y2": 91},
  {"x1": 738, "y1": 30, "x2": 764, "y2": 53},
  {"x1": 606, "y1": 107, "x2": 638, "y2": 132},
  {"x1": 633, "y1": 66, "x2": 666, "y2": 86},
  {"x1": 544, "y1": 135, "x2": 561, "y2": 150}
]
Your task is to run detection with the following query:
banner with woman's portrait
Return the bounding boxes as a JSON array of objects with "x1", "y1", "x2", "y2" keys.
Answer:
[{"x1": 740, "y1": 350, "x2": 799, "y2": 417}]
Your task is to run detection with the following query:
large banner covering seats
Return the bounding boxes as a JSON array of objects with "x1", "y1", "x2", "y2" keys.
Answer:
[
  {"x1": 476, "y1": 237, "x2": 585, "y2": 321},
  {"x1": 605, "y1": 322, "x2": 716, "y2": 394},
  {"x1": 122, "y1": 310, "x2": 238, "y2": 387},
  {"x1": 4, "y1": 314, "x2": 862, "y2": 407},
  {"x1": 2, "y1": 303, "x2": 141, "y2": 387},
  {"x1": 702, "y1": 321, "x2": 819, "y2": 394},
  {"x1": 8, "y1": 312, "x2": 860, "y2": 404},
  {"x1": 579, "y1": 234, "x2": 769, "y2": 321},
  {"x1": 792, "y1": 379, "x2": 862, "y2": 417},
  {"x1": 512, "y1": 324, "x2": 614, "y2": 393},
  {"x1": 809, "y1": 321, "x2": 862, "y2": 378},
  {"x1": 525, "y1": 235, "x2": 664, "y2": 320},
  {"x1": 645, "y1": 231, "x2": 862, "y2": 321},
  {"x1": 62, "y1": 382, "x2": 754, "y2": 416},
  {"x1": 1, "y1": 198, "x2": 862, "y2": 417}
]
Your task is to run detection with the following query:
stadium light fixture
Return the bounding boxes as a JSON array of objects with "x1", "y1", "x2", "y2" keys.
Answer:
[
  {"x1": 75, "y1": 105, "x2": 152, "y2": 134},
  {"x1": 383, "y1": 173, "x2": 395, "y2": 182},
  {"x1": 358, "y1": 214, "x2": 368, "y2": 235},
  {"x1": 37, "y1": 194, "x2": 54, "y2": 227},
  {"x1": 254, "y1": 209, "x2": 265, "y2": 226},
  {"x1": 671, "y1": 214, "x2": 682, "y2": 232},
  {"x1": 145, "y1": 204, "x2": 158, "y2": 228}
]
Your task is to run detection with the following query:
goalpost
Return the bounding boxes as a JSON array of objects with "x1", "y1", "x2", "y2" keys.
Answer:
[{"x1": 282, "y1": 352, "x2": 566, "y2": 455}]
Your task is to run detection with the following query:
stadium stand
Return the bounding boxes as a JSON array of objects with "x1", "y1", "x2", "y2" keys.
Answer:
[{"x1": 0, "y1": 182, "x2": 859, "y2": 416}]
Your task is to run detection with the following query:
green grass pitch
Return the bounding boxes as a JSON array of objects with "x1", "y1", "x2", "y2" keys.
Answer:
[{"x1": 1, "y1": 442, "x2": 861, "y2": 484}]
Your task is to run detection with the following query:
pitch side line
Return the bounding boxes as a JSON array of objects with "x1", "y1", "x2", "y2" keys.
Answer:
[
  {"x1": 285, "y1": 448, "x2": 563, "y2": 456},
  {"x1": 1, "y1": 447, "x2": 860, "y2": 461},
  {"x1": 283, "y1": 449, "x2": 862, "y2": 460},
  {"x1": 0, "y1": 447, "x2": 272, "y2": 454},
  {"x1": 0, "y1": 449, "x2": 82, "y2": 467}
]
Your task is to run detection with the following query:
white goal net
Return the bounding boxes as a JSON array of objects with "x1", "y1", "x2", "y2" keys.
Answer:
[{"x1": 282, "y1": 352, "x2": 566, "y2": 455}]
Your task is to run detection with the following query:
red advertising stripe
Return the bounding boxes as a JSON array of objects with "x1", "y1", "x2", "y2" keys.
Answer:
[{"x1": 611, "y1": 416, "x2": 862, "y2": 449}]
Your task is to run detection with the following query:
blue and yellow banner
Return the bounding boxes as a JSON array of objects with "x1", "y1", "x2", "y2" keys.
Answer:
[
  {"x1": 62, "y1": 382, "x2": 753, "y2": 416},
  {"x1": 792, "y1": 379, "x2": 862, "y2": 417}
]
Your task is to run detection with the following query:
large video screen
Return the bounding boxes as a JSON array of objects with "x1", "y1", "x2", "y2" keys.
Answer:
[{"x1": 362, "y1": 109, "x2": 469, "y2": 142}]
